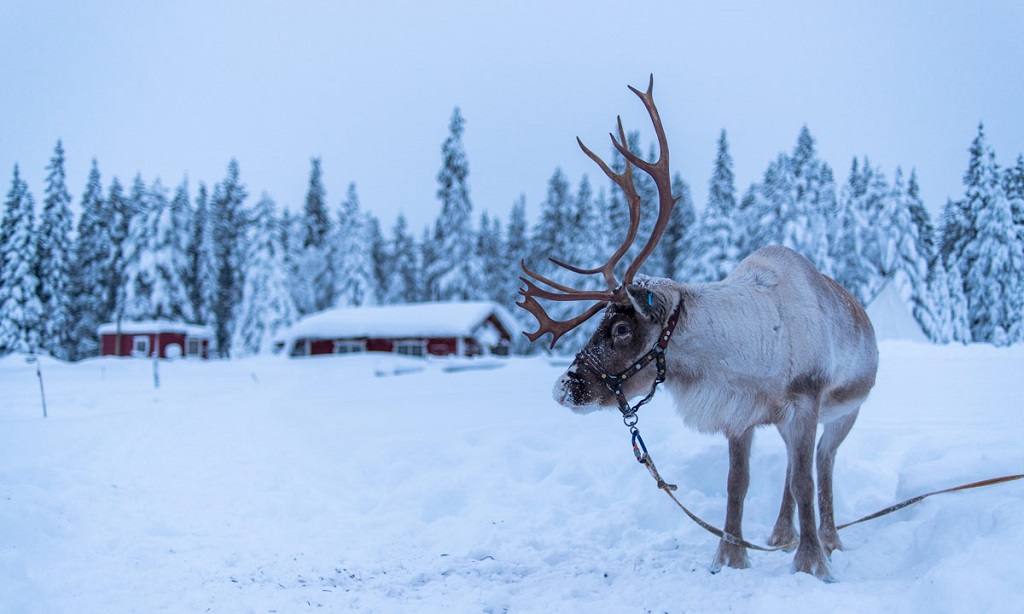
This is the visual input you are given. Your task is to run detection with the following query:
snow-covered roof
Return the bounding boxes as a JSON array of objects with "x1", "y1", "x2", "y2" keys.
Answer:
[
  {"x1": 866, "y1": 280, "x2": 928, "y2": 342},
  {"x1": 277, "y1": 301, "x2": 519, "y2": 341},
  {"x1": 97, "y1": 319, "x2": 214, "y2": 338}
]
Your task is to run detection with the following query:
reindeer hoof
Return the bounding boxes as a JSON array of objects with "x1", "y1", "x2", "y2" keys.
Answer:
[
  {"x1": 819, "y1": 528, "x2": 844, "y2": 557},
  {"x1": 768, "y1": 524, "x2": 798, "y2": 552},
  {"x1": 711, "y1": 541, "x2": 750, "y2": 573},
  {"x1": 793, "y1": 543, "x2": 835, "y2": 582}
]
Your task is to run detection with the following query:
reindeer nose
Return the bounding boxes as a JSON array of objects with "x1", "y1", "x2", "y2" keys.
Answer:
[{"x1": 554, "y1": 369, "x2": 595, "y2": 408}]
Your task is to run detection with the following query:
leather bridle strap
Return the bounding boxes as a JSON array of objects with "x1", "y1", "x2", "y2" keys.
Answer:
[{"x1": 575, "y1": 301, "x2": 683, "y2": 425}]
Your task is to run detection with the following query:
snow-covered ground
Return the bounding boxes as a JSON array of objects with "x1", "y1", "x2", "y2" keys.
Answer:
[{"x1": 1, "y1": 342, "x2": 1022, "y2": 613}]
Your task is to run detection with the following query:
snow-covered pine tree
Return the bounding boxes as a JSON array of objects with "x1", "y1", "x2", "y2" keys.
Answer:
[
  {"x1": 331, "y1": 182, "x2": 376, "y2": 307},
  {"x1": 1005, "y1": 155, "x2": 1024, "y2": 234},
  {"x1": 209, "y1": 160, "x2": 248, "y2": 356},
  {"x1": 947, "y1": 262, "x2": 972, "y2": 344},
  {"x1": 880, "y1": 168, "x2": 932, "y2": 339},
  {"x1": 746, "y1": 153, "x2": 790, "y2": 254},
  {"x1": 734, "y1": 186, "x2": 760, "y2": 262},
  {"x1": 117, "y1": 174, "x2": 154, "y2": 320},
  {"x1": 0, "y1": 165, "x2": 43, "y2": 355},
  {"x1": 303, "y1": 158, "x2": 329, "y2": 249},
  {"x1": 185, "y1": 181, "x2": 209, "y2": 324},
  {"x1": 105, "y1": 178, "x2": 130, "y2": 321},
  {"x1": 280, "y1": 207, "x2": 312, "y2": 313},
  {"x1": 785, "y1": 126, "x2": 834, "y2": 275},
  {"x1": 231, "y1": 193, "x2": 297, "y2": 356},
  {"x1": 504, "y1": 194, "x2": 530, "y2": 302},
  {"x1": 531, "y1": 168, "x2": 572, "y2": 274},
  {"x1": 69, "y1": 160, "x2": 113, "y2": 359},
  {"x1": 36, "y1": 140, "x2": 75, "y2": 359},
  {"x1": 119, "y1": 177, "x2": 191, "y2": 322},
  {"x1": 906, "y1": 169, "x2": 936, "y2": 266},
  {"x1": 369, "y1": 216, "x2": 388, "y2": 302},
  {"x1": 940, "y1": 124, "x2": 989, "y2": 276},
  {"x1": 381, "y1": 213, "x2": 420, "y2": 305},
  {"x1": 419, "y1": 225, "x2": 437, "y2": 302},
  {"x1": 830, "y1": 159, "x2": 870, "y2": 303},
  {"x1": 529, "y1": 168, "x2": 601, "y2": 352},
  {"x1": 570, "y1": 174, "x2": 604, "y2": 281},
  {"x1": 949, "y1": 125, "x2": 1024, "y2": 344},
  {"x1": 294, "y1": 158, "x2": 333, "y2": 314},
  {"x1": 425, "y1": 107, "x2": 482, "y2": 300},
  {"x1": 476, "y1": 210, "x2": 505, "y2": 304},
  {"x1": 959, "y1": 145, "x2": 1023, "y2": 345},
  {"x1": 923, "y1": 259, "x2": 953, "y2": 343},
  {"x1": 665, "y1": 172, "x2": 696, "y2": 280},
  {"x1": 161, "y1": 178, "x2": 193, "y2": 320},
  {"x1": 691, "y1": 129, "x2": 741, "y2": 282}
]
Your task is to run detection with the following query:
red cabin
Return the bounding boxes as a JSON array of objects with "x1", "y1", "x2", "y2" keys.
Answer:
[
  {"x1": 98, "y1": 320, "x2": 214, "y2": 359},
  {"x1": 275, "y1": 301, "x2": 516, "y2": 358}
]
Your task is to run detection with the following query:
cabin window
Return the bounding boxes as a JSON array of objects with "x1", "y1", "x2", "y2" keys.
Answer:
[
  {"x1": 333, "y1": 340, "x2": 365, "y2": 354},
  {"x1": 394, "y1": 340, "x2": 426, "y2": 357},
  {"x1": 132, "y1": 335, "x2": 150, "y2": 356},
  {"x1": 187, "y1": 338, "x2": 202, "y2": 357},
  {"x1": 290, "y1": 339, "x2": 309, "y2": 357}
]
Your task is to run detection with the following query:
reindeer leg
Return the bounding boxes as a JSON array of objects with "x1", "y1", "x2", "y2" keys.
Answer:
[
  {"x1": 784, "y1": 399, "x2": 833, "y2": 581},
  {"x1": 768, "y1": 424, "x2": 797, "y2": 550},
  {"x1": 711, "y1": 428, "x2": 754, "y2": 572},
  {"x1": 817, "y1": 407, "x2": 859, "y2": 556}
]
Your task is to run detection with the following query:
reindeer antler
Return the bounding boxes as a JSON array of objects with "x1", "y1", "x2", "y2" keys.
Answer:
[{"x1": 518, "y1": 75, "x2": 679, "y2": 348}]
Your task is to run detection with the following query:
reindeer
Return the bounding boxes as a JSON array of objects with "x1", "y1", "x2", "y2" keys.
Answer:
[{"x1": 517, "y1": 77, "x2": 879, "y2": 581}]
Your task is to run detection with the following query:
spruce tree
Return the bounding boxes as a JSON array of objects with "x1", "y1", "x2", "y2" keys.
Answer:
[
  {"x1": 923, "y1": 260, "x2": 953, "y2": 343},
  {"x1": 303, "y1": 157, "x2": 329, "y2": 249},
  {"x1": 69, "y1": 160, "x2": 112, "y2": 359},
  {"x1": 0, "y1": 166, "x2": 43, "y2": 354},
  {"x1": 831, "y1": 158, "x2": 874, "y2": 304},
  {"x1": 231, "y1": 193, "x2": 297, "y2": 356},
  {"x1": 906, "y1": 169, "x2": 935, "y2": 266},
  {"x1": 331, "y1": 182, "x2": 375, "y2": 307},
  {"x1": 940, "y1": 124, "x2": 989, "y2": 274},
  {"x1": 36, "y1": 140, "x2": 75, "y2": 359},
  {"x1": 881, "y1": 168, "x2": 932, "y2": 338},
  {"x1": 529, "y1": 168, "x2": 598, "y2": 351},
  {"x1": 369, "y1": 216, "x2": 389, "y2": 302},
  {"x1": 476, "y1": 210, "x2": 505, "y2": 303},
  {"x1": 382, "y1": 213, "x2": 420, "y2": 305},
  {"x1": 947, "y1": 263, "x2": 972, "y2": 344},
  {"x1": 209, "y1": 160, "x2": 248, "y2": 356},
  {"x1": 952, "y1": 124, "x2": 1023, "y2": 343},
  {"x1": 665, "y1": 173, "x2": 696, "y2": 279},
  {"x1": 505, "y1": 195, "x2": 530, "y2": 313},
  {"x1": 426, "y1": 107, "x2": 482, "y2": 300},
  {"x1": 185, "y1": 181, "x2": 209, "y2": 324},
  {"x1": 960, "y1": 154, "x2": 1023, "y2": 344},
  {"x1": 113, "y1": 174, "x2": 152, "y2": 322},
  {"x1": 105, "y1": 178, "x2": 129, "y2": 321},
  {"x1": 119, "y1": 176, "x2": 156, "y2": 320},
  {"x1": 570, "y1": 174, "x2": 603, "y2": 281},
  {"x1": 692, "y1": 129, "x2": 741, "y2": 282},
  {"x1": 785, "y1": 127, "x2": 834, "y2": 275},
  {"x1": 294, "y1": 159, "x2": 332, "y2": 314}
]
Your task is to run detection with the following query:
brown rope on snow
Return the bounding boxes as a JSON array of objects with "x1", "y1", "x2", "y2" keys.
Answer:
[{"x1": 638, "y1": 449, "x2": 1024, "y2": 551}]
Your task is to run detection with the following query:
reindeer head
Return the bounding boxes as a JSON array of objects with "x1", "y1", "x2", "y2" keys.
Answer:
[{"x1": 515, "y1": 76, "x2": 682, "y2": 411}]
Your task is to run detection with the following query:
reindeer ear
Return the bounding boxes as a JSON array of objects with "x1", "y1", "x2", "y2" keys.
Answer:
[{"x1": 625, "y1": 284, "x2": 677, "y2": 324}]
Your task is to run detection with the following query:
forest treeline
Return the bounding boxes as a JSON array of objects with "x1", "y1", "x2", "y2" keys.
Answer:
[{"x1": 2, "y1": 108, "x2": 1023, "y2": 359}]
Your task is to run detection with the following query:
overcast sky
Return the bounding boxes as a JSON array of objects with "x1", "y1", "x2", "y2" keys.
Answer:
[{"x1": 2, "y1": 1, "x2": 1022, "y2": 232}]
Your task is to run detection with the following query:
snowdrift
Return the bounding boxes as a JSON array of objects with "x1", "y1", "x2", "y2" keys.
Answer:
[{"x1": 1, "y1": 342, "x2": 1023, "y2": 612}]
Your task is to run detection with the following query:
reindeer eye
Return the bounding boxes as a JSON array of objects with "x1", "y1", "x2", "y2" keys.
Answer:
[{"x1": 613, "y1": 322, "x2": 632, "y2": 337}]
